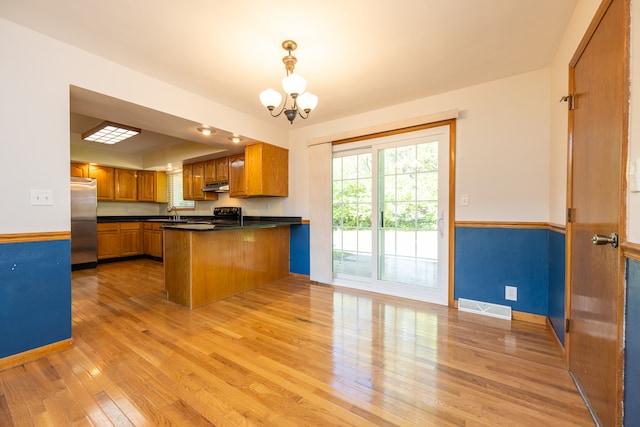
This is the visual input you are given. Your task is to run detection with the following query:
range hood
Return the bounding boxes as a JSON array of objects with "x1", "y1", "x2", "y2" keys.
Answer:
[{"x1": 202, "y1": 181, "x2": 229, "y2": 192}]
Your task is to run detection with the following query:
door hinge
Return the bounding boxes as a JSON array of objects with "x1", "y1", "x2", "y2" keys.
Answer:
[
  {"x1": 565, "y1": 318, "x2": 571, "y2": 333},
  {"x1": 567, "y1": 207, "x2": 575, "y2": 223},
  {"x1": 560, "y1": 95, "x2": 575, "y2": 110}
]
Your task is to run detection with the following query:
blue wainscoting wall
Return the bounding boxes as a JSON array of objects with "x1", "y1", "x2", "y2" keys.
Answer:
[
  {"x1": 454, "y1": 227, "x2": 550, "y2": 316},
  {"x1": 0, "y1": 240, "x2": 71, "y2": 358},
  {"x1": 626, "y1": 259, "x2": 640, "y2": 425},
  {"x1": 290, "y1": 223, "x2": 310, "y2": 275},
  {"x1": 548, "y1": 230, "x2": 566, "y2": 345}
]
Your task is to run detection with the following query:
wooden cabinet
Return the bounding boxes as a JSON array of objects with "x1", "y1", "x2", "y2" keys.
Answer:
[
  {"x1": 88, "y1": 165, "x2": 115, "y2": 201},
  {"x1": 97, "y1": 223, "x2": 120, "y2": 259},
  {"x1": 182, "y1": 164, "x2": 194, "y2": 200},
  {"x1": 73, "y1": 163, "x2": 167, "y2": 203},
  {"x1": 115, "y1": 168, "x2": 137, "y2": 201},
  {"x1": 229, "y1": 142, "x2": 288, "y2": 198},
  {"x1": 70, "y1": 163, "x2": 89, "y2": 177},
  {"x1": 204, "y1": 159, "x2": 216, "y2": 184},
  {"x1": 216, "y1": 157, "x2": 230, "y2": 182},
  {"x1": 137, "y1": 171, "x2": 167, "y2": 203},
  {"x1": 229, "y1": 154, "x2": 247, "y2": 198},
  {"x1": 98, "y1": 222, "x2": 143, "y2": 260},
  {"x1": 205, "y1": 157, "x2": 229, "y2": 184},
  {"x1": 183, "y1": 162, "x2": 218, "y2": 201},
  {"x1": 192, "y1": 162, "x2": 205, "y2": 200},
  {"x1": 119, "y1": 222, "x2": 142, "y2": 256},
  {"x1": 143, "y1": 222, "x2": 163, "y2": 258}
]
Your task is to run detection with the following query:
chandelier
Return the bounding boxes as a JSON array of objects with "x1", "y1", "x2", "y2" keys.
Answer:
[{"x1": 259, "y1": 40, "x2": 318, "y2": 124}]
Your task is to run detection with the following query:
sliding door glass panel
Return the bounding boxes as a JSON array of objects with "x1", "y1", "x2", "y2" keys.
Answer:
[
  {"x1": 331, "y1": 126, "x2": 449, "y2": 305},
  {"x1": 332, "y1": 152, "x2": 373, "y2": 278},
  {"x1": 378, "y1": 141, "x2": 438, "y2": 288}
]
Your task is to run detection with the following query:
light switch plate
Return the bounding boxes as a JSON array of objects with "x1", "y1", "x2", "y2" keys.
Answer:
[{"x1": 31, "y1": 189, "x2": 53, "y2": 206}]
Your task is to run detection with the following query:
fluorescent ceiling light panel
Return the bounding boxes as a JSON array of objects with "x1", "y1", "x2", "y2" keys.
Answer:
[{"x1": 82, "y1": 121, "x2": 141, "y2": 144}]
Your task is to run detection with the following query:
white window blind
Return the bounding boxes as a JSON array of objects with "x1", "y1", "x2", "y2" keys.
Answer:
[{"x1": 167, "y1": 172, "x2": 194, "y2": 209}]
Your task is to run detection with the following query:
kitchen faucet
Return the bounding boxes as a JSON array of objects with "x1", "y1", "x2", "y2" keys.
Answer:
[{"x1": 169, "y1": 205, "x2": 180, "y2": 221}]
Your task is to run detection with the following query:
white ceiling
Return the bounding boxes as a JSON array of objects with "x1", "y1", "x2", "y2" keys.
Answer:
[{"x1": 1, "y1": 0, "x2": 578, "y2": 152}]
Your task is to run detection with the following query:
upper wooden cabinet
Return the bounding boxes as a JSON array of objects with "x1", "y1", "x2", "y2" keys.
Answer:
[
  {"x1": 183, "y1": 162, "x2": 218, "y2": 201},
  {"x1": 204, "y1": 157, "x2": 230, "y2": 184},
  {"x1": 138, "y1": 171, "x2": 167, "y2": 203},
  {"x1": 115, "y1": 168, "x2": 137, "y2": 201},
  {"x1": 229, "y1": 142, "x2": 288, "y2": 198},
  {"x1": 73, "y1": 163, "x2": 167, "y2": 203},
  {"x1": 182, "y1": 164, "x2": 194, "y2": 200},
  {"x1": 215, "y1": 157, "x2": 230, "y2": 182},
  {"x1": 228, "y1": 154, "x2": 247, "y2": 198},
  {"x1": 88, "y1": 165, "x2": 115, "y2": 201},
  {"x1": 70, "y1": 163, "x2": 89, "y2": 178}
]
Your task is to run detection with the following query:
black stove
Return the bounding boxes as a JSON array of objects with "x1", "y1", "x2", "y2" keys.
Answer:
[{"x1": 210, "y1": 207, "x2": 242, "y2": 227}]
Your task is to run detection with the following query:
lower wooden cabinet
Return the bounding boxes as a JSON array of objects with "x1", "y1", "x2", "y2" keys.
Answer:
[
  {"x1": 119, "y1": 222, "x2": 142, "y2": 256},
  {"x1": 97, "y1": 223, "x2": 120, "y2": 260},
  {"x1": 97, "y1": 222, "x2": 143, "y2": 260},
  {"x1": 143, "y1": 222, "x2": 163, "y2": 258}
]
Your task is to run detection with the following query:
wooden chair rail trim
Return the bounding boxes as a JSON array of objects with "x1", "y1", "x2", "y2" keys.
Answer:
[
  {"x1": 0, "y1": 231, "x2": 71, "y2": 244},
  {"x1": 455, "y1": 221, "x2": 557, "y2": 231},
  {"x1": 621, "y1": 241, "x2": 640, "y2": 261},
  {"x1": 0, "y1": 339, "x2": 73, "y2": 372}
]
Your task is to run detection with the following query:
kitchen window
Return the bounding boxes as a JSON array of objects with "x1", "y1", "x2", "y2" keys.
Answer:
[{"x1": 167, "y1": 171, "x2": 194, "y2": 209}]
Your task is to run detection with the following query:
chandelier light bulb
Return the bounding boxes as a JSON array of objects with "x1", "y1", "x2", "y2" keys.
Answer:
[
  {"x1": 297, "y1": 92, "x2": 318, "y2": 112},
  {"x1": 282, "y1": 73, "x2": 306, "y2": 96},
  {"x1": 259, "y1": 88, "x2": 282, "y2": 109}
]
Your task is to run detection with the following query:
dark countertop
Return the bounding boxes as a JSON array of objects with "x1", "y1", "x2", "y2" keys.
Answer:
[
  {"x1": 97, "y1": 215, "x2": 302, "y2": 231},
  {"x1": 161, "y1": 222, "x2": 290, "y2": 231}
]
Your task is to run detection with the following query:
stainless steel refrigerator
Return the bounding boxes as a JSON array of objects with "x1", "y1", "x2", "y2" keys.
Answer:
[{"x1": 71, "y1": 177, "x2": 97, "y2": 269}]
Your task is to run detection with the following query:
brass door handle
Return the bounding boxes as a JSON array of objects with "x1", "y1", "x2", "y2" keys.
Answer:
[{"x1": 592, "y1": 233, "x2": 619, "y2": 248}]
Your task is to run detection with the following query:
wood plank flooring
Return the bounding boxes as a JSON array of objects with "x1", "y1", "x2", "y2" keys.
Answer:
[{"x1": 0, "y1": 259, "x2": 593, "y2": 426}]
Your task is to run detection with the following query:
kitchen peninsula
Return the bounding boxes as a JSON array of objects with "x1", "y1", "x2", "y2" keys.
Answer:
[{"x1": 163, "y1": 220, "x2": 295, "y2": 309}]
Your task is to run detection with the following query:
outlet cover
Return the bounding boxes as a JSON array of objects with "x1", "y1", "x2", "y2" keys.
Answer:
[{"x1": 505, "y1": 286, "x2": 518, "y2": 301}]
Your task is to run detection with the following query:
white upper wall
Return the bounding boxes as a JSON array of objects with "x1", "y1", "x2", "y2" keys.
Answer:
[
  {"x1": 5, "y1": 0, "x2": 640, "y2": 242},
  {"x1": 0, "y1": 18, "x2": 287, "y2": 234},
  {"x1": 286, "y1": 69, "x2": 552, "y2": 223}
]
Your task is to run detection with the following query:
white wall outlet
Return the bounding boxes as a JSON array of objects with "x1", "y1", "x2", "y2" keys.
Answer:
[
  {"x1": 30, "y1": 189, "x2": 53, "y2": 206},
  {"x1": 460, "y1": 194, "x2": 469, "y2": 206},
  {"x1": 505, "y1": 285, "x2": 518, "y2": 301}
]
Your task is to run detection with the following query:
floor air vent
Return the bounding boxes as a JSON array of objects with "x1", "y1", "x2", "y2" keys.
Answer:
[{"x1": 458, "y1": 298, "x2": 512, "y2": 320}]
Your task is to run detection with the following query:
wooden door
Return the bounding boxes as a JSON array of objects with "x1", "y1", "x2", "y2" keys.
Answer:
[{"x1": 567, "y1": 0, "x2": 628, "y2": 425}]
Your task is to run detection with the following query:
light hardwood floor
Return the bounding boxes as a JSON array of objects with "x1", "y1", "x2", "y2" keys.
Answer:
[{"x1": 0, "y1": 259, "x2": 593, "y2": 426}]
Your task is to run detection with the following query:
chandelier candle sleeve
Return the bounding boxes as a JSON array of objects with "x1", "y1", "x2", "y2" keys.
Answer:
[{"x1": 260, "y1": 40, "x2": 318, "y2": 124}]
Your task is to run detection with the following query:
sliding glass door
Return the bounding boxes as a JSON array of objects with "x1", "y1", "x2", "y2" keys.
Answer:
[{"x1": 332, "y1": 127, "x2": 449, "y2": 305}]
